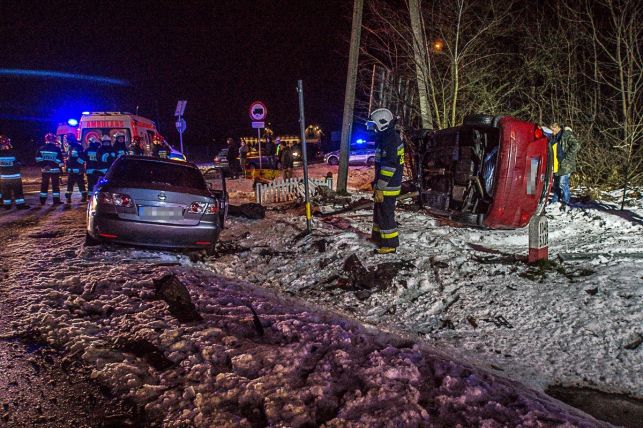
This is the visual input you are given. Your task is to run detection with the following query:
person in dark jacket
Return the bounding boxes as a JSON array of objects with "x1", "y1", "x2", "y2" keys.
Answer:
[
  {"x1": 280, "y1": 141, "x2": 294, "y2": 179},
  {"x1": 36, "y1": 133, "x2": 65, "y2": 205},
  {"x1": 549, "y1": 123, "x2": 580, "y2": 207},
  {"x1": 96, "y1": 135, "x2": 115, "y2": 182},
  {"x1": 0, "y1": 135, "x2": 28, "y2": 209},
  {"x1": 152, "y1": 135, "x2": 170, "y2": 159},
  {"x1": 226, "y1": 137, "x2": 240, "y2": 178},
  {"x1": 128, "y1": 136, "x2": 145, "y2": 156},
  {"x1": 112, "y1": 132, "x2": 128, "y2": 158},
  {"x1": 85, "y1": 137, "x2": 101, "y2": 196},
  {"x1": 64, "y1": 134, "x2": 87, "y2": 203},
  {"x1": 366, "y1": 108, "x2": 404, "y2": 254},
  {"x1": 265, "y1": 136, "x2": 275, "y2": 169}
]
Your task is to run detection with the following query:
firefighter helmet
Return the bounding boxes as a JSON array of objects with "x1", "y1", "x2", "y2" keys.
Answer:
[
  {"x1": 101, "y1": 135, "x2": 111, "y2": 143},
  {"x1": 366, "y1": 108, "x2": 395, "y2": 132},
  {"x1": 113, "y1": 132, "x2": 125, "y2": 140},
  {"x1": 152, "y1": 135, "x2": 162, "y2": 145},
  {"x1": 0, "y1": 135, "x2": 11, "y2": 149},
  {"x1": 132, "y1": 136, "x2": 142, "y2": 144},
  {"x1": 44, "y1": 132, "x2": 57, "y2": 143}
]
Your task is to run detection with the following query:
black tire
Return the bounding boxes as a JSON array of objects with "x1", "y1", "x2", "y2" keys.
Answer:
[
  {"x1": 327, "y1": 156, "x2": 339, "y2": 165},
  {"x1": 463, "y1": 114, "x2": 503, "y2": 128},
  {"x1": 84, "y1": 232, "x2": 100, "y2": 246},
  {"x1": 453, "y1": 212, "x2": 484, "y2": 226},
  {"x1": 366, "y1": 156, "x2": 375, "y2": 166}
]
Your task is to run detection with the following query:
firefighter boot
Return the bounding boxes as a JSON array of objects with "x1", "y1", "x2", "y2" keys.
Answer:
[{"x1": 65, "y1": 192, "x2": 72, "y2": 204}]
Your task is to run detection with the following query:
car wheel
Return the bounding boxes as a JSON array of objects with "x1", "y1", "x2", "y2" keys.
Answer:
[
  {"x1": 327, "y1": 156, "x2": 339, "y2": 165},
  {"x1": 453, "y1": 212, "x2": 484, "y2": 226},
  {"x1": 366, "y1": 156, "x2": 375, "y2": 166},
  {"x1": 463, "y1": 114, "x2": 503, "y2": 127},
  {"x1": 84, "y1": 231, "x2": 100, "y2": 246}
]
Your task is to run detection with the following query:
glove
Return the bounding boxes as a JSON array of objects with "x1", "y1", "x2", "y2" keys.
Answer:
[{"x1": 373, "y1": 190, "x2": 384, "y2": 203}]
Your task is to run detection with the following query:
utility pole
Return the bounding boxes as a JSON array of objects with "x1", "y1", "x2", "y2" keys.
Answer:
[
  {"x1": 409, "y1": 0, "x2": 432, "y2": 129},
  {"x1": 337, "y1": 0, "x2": 364, "y2": 194}
]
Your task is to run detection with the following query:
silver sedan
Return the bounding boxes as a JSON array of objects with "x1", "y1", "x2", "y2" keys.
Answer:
[{"x1": 86, "y1": 156, "x2": 227, "y2": 254}]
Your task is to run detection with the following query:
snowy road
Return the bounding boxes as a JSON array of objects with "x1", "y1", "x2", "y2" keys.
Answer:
[{"x1": 0, "y1": 190, "x2": 620, "y2": 426}]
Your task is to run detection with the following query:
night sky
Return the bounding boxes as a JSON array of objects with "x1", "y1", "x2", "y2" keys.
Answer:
[{"x1": 0, "y1": 0, "x2": 349, "y2": 155}]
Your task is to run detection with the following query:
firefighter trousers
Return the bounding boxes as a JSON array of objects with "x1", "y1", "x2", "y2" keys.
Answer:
[
  {"x1": 371, "y1": 195, "x2": 399, "y2": 248},
  {"x1": 40, "y1": 173, "x2": 61, "y2": 203},
  {"x1": 1, "y1": 175, "x2": 25, "y2": 207},
  {"x1": 65, "y1": 173, "x2": 87, "y2": 201}
]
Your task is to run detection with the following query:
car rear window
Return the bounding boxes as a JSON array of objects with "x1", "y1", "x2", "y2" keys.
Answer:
[{"x1": 107, "y1": 159, "x2": 207, "y2": 190}]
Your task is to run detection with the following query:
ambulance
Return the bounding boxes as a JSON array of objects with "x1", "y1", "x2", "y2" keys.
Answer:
[{"x1": 78, "y1": 112, "x2": 161, "y2": 154}]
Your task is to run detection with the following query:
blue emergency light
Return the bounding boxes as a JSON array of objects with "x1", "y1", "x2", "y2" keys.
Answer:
[{"x1": 67, "y1": 118, "x2": 78, "y2": 126}]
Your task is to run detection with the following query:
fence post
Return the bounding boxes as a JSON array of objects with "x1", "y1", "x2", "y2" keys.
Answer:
[{"x1": 528, "y1": 215, "x2": 548, "y2": 263}]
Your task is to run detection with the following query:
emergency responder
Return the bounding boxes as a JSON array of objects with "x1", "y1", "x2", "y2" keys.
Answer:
[
  {"x1": 96, "y1": 135, "x2": 116, "y2": 182},
  {"x1": 0, "y1": 135, "x2": 28, "y2": 209},
  {"x1": 64, "y1": 134, "x2": 87, "y2": 203},
  {"x1": 112, "y1": 132, "x2": 127, "y2": 158},
  {"x1": 128, "y1": 136, "x2": 145, "y2": 156},
  {"x1": 366, "y1": 108, "x2": 404, "y2": 254},
  {"x1": 152, "y1": 135, "x2": 170, "y2": 159},
  {"x1": 85, "y1": 136, "x2": 101, "y2": 196},
  {"x1": 36, "y1": 132, "x2": 65, "y2": 205}
]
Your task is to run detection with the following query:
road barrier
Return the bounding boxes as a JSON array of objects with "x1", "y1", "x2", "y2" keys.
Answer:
[{"x1": 255, "y1": 176, "x2": 333, "y2": 205}]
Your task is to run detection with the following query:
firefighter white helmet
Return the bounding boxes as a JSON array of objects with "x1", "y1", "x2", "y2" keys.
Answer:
[{"x1": 367, "y1": 108, "x2": 395, "y2": 132}]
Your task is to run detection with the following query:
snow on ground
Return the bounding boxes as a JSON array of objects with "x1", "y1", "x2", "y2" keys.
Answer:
[
  {"x1": 1, "y1": 191, "x2": 609, "y2": 426},
  {"x1": 206, "y1": 187, "x2": 643, "y2": 401}
]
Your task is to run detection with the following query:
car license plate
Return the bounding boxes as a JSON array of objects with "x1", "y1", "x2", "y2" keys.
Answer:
[{"x1": 139, "y1": 207, "x2": 183, "y2": 217}]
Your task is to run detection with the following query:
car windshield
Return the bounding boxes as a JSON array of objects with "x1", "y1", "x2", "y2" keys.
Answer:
[{"x1": 107, "y1": 159, "x2": 207, "y2": 190}]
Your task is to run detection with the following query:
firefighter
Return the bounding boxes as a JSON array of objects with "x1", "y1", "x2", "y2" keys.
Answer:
[
  {"x1": 35, "y1": 133, "x2": 65, "y2": 205},
  {"x1": 152, "y1": 135, "x2": 170, "y2": 159},
  {"x1": 64, "y1": 134, "x2": 87, "y2": 203},
  {"x1": 85, "y1": 136, "x2": 101, "y2": 196},
  {"x1": 96, "y1": 135, "x2": 116, "y2": 181},
  {"x1": 0, "y1": 135, "x2": 28, "y2": 209},
  {"x1": 128, "y1": 136, "x2": 145, "y2": 156},
  {"x1": 112, "y1": 132, "x2": 127, "y2": 158},
  {"x1": 366, "y1": 108, "x2": 404, "y2": 254}
]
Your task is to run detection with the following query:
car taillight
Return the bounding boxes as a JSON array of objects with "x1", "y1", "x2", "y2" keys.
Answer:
[
  {"x1": 188, "y1": 202, "x2": 207, "y2": 213},
  {"x1": 97, "y1": 192, "x2": 133, "y2": 207},
  {"x1": 206, "y1": 203, "x2": 219, "y2": 214}
]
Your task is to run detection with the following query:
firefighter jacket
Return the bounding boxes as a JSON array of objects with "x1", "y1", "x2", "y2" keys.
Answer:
[
  {"x1": 97, "y1": 144, "x2": 116, "y2": 173},
  {"x1": 85, "y1": 142, "x2": 101, "y2": 174},
  {"x1": 152, "y1": 143, "x2": 170, "y2": 159},
  {"x1": 65, "y1": 142, "x2": 86, "y2": 174},
  {"x1": 373, "y1": 128, "x2": 404, "y2": 196},
  {"x1": 113, "y1": 141, "x2": 127, "y2": 158},
  {"x1": 35, "y1": 143, "x2": 64, "y2": 174},
  {"x1": 0, "y1": 147, "x2": 21, "y2": 178}
]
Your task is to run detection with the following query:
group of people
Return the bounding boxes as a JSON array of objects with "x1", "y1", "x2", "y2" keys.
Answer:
[
  {"x1": 0, "y1": 132, "x2": 175, "y2": 209},
  {"x1": 224, "y1": 136, "x2": 295, "y2": 179}
]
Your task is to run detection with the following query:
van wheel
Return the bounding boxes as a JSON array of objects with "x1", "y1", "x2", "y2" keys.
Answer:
[
  {"x1": 463, "y1": 114, "x2": 503, "y2": 127},
  {"x1": 84, "y1": 232, "x2": 100, "y2": 246},
  {"x1": 366, "y1": 156, "x2": 375, "y2": 166},
  {"x1": 328, "y1": 156, "x2": 339, "y2": 165}
]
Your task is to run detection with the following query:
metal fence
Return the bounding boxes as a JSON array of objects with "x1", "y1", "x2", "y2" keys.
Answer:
[{"x1": 255, "y1": 176, "x2": 333, "y2": 204}]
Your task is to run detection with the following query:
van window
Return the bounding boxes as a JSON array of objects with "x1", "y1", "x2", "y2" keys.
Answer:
[{"x1": 82, "y1": 128, "x2": 131, "y2": 145}]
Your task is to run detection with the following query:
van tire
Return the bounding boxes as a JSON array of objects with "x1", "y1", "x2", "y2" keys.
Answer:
[
  {"x1": 327, "y1": 156, "x2": 339, "y2": 165},
  {"x1": 464, "y1": 114, "x2": 503, "y2": 128}
]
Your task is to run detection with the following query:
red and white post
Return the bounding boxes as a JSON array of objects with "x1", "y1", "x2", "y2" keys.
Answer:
[{"x1": 528, "y1": 215, "x2": 548, "y2": 263}]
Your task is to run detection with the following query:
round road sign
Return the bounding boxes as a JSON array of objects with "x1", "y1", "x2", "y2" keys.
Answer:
[
  {"x1": 175, "y1": 118, "x2": 187, "y2": 134},
  {"x1": 249, "y1": 101, "x2": 267, "y2": 121}
]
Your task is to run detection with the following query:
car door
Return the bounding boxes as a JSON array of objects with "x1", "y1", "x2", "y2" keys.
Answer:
[{"x1": 202, "y1": 167, "x2": 229, "y2": 227}]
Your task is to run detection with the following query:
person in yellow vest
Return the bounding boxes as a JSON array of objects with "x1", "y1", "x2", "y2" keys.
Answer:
[{"x1": 549, "y1": 123, "x2": 580, "y2": 208}]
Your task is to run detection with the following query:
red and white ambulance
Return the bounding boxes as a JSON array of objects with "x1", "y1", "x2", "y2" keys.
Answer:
[{"x1": 78, "y1": 112, "x2": 161, "y2": 153}]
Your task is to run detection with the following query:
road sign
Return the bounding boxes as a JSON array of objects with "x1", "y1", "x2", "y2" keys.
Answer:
[
  {"x1": 175, "y1": 118, "x2": 187, "y2": 134},
  {"x1": 249, "y1": 101, "x2": 267, "y2": 121},
  {"x1": 175, "y1": 100, "x2": 187, "y2": 117},
  {"x1": 251, "y1": 121, "x2": 265, "y2": 129}
]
